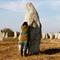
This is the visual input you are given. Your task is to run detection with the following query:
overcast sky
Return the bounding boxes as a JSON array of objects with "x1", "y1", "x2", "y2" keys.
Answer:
[{"x1": 0, "y1": 0, "x2": 60, "y2": 33}]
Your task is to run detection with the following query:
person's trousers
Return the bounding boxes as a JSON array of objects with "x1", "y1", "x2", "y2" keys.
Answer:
[{"x1": 21, "y1": 41, "x2": 27, "y2": 56}]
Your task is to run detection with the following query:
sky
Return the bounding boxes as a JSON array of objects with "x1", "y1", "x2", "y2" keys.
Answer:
[{"x1": 0, "y1": 0, "x2": 60, "y2": 33}]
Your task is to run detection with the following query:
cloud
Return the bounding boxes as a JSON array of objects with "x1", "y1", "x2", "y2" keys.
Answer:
[
  {"x1": 0, "y1": 2, "x2": 26, "y2": 11},
  {"x1": 40, "y1": 0, "x2": 60, "y2": 10},
  {"x1": 0, "y1": 0, "x2": 40, "y2": 11}
]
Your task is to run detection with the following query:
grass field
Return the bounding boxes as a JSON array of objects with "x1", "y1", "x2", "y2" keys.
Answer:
[{"x1": 0, "y1": 37, "x2": 60, "y2": 60}]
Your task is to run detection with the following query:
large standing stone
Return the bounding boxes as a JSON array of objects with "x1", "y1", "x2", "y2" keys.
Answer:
[{"x1": 25, "y1": 2, "x2": 42, "y2": 54}]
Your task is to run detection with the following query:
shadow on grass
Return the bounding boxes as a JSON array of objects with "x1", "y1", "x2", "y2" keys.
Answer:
[
  {"x1": 23, "y1": 48, "x2": 60, "y2": 56},
  {"x1": 40, "y1": 48, "x2": 60, "y2": 55}
]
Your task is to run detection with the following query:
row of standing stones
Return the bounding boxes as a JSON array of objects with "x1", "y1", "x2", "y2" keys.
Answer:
[
  {"x1": 0, "y1": 29, "x2": 20, "y2": 41},
  {"x1": 42, "y1": 33, "x2": 60, "y2": 39},
  {"x1": 0, "y1": 30, "x2": 60, "y2": 41}
]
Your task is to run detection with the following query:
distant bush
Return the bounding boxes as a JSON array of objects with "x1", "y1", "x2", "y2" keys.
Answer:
[{"x1": 1, "y1": 28, "x2": 14, "y2": 37}]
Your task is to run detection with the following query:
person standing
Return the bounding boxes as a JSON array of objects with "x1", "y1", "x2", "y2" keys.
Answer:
[{"x1": 19, "y1": 22, "x2": 29, "y2": 56}]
